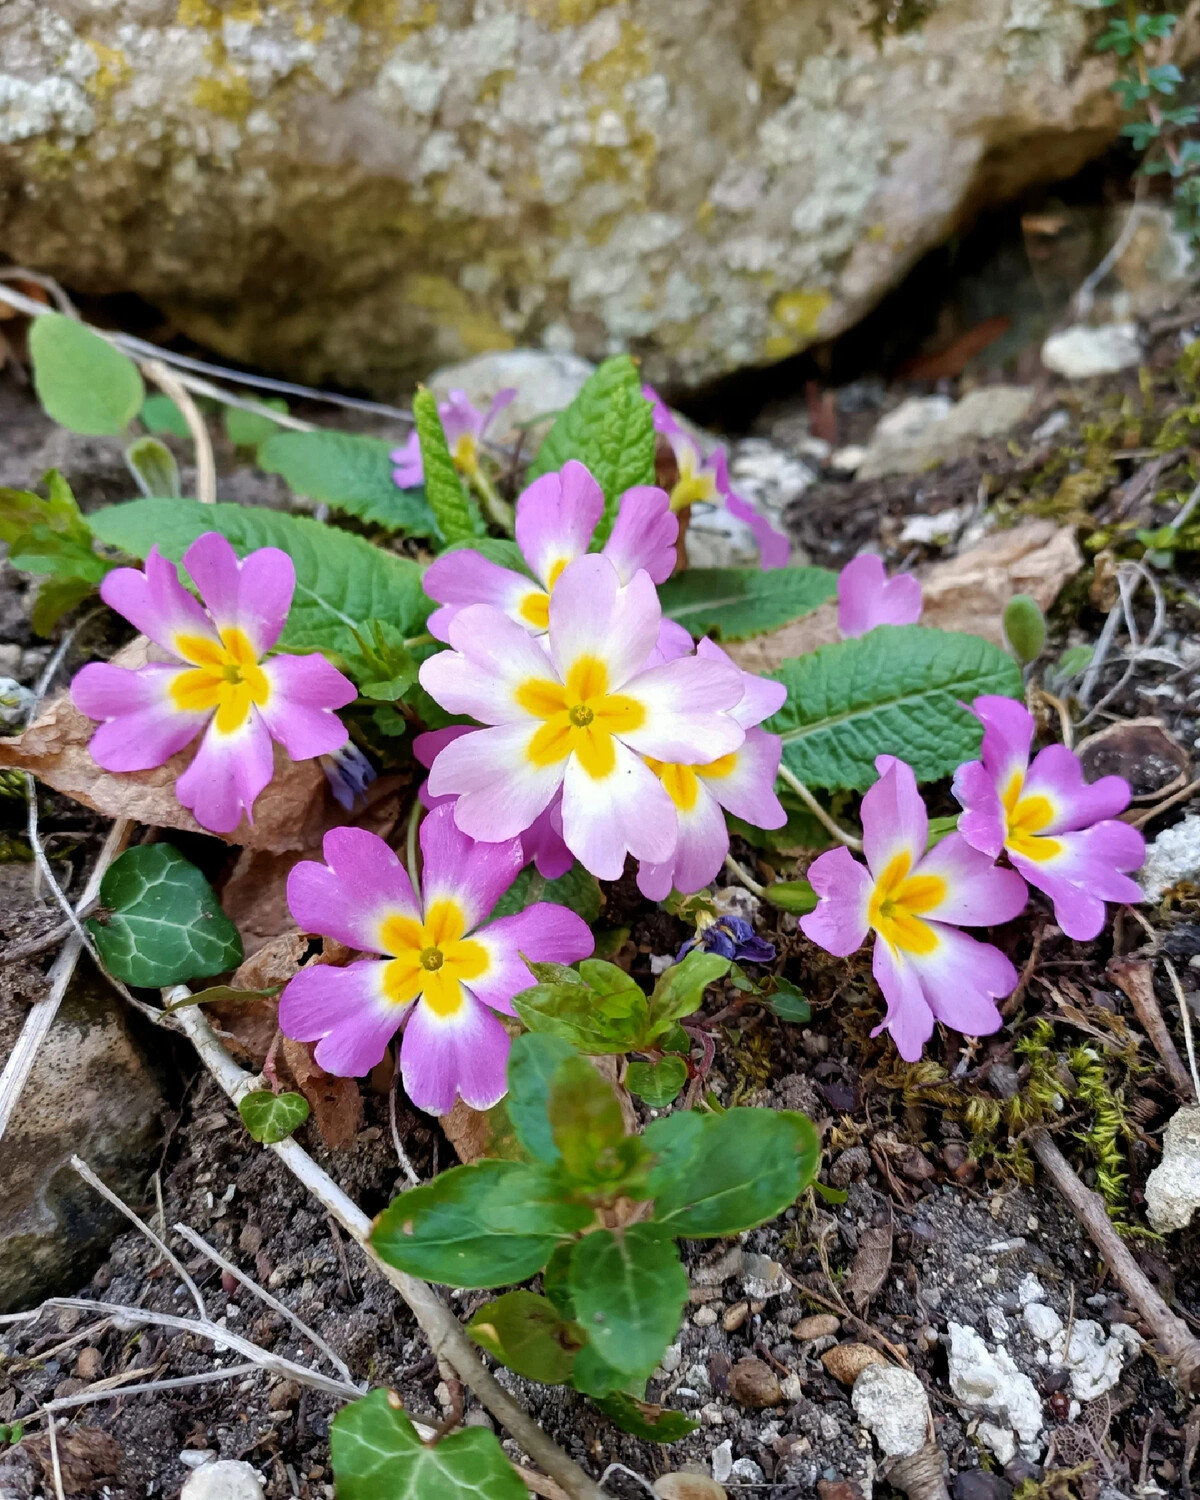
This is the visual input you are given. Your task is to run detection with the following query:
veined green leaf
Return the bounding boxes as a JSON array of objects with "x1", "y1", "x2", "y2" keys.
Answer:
[
  {"x1": 29, "y1": 313, "x2": 144, "y2": 436},
  {"x1": 768, "y1": 625, "x2": 1022, "y2": 791},
  {"x1": 259, "y1": 429, "x2": 436, "y2": 536},
  {"x1": 413, "y1": 387, "x2": 477, "y2": 545},
  {"x1": 239, "y1": 1090, "x2": 310, "y2": 1144},
  {"x1": 594, "y1": 1392, "x2": 698, "y2": 1443},
  {"x1": 468, "y1": 1291, "x2": 586, "y2": 1385},
  {"x1": 506, "y1": 1032, "x2": 576, "y2": 1166},
  {"x1": 487, "y1": 861, "x2": 602, "y2": 923},
  {"x1": 658, "y1": 565, "x2": 837, "y2": 642},
  {"x1": 626, "y1": 1055, "x2": 688, "y2": 1107},
  {"x1": 567, "y1": 1224, "x2": 686, "y2": 1379}
]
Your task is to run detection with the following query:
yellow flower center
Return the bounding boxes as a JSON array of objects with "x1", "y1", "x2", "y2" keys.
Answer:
[
  {"x1": 451, "y1": 433, "x2": 480, "y2": 478},
  {"x1": 868, "y1": 850, "x2": 946, "y2": 956},
  {"x1": 170, "y1": 627, "x2": 270, "y2": 735},
  {"x1": 516, "y1": 655, "x2": 645, "y2": 780},
  {"x1": 669, "y1": 441, "x2": 718, "y2": 512},
  {"x1": 377, "y1": 898, "x2": 487, "y2": 1018},
  {"x1": 517, "y1": 558, "x2": 570, "y2": 631},
  {"x1": 646, "y1": 751, "x2": 739, "y2": 812},
  {"x1": 1001, "y1": 772, "x2": 1062, "y2": 863}
]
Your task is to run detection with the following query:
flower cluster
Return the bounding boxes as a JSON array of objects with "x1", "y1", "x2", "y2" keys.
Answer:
[
  {"x1": 390, "y1": 387, "x2": 515, "y2": 488},
  {"x1": 643, "y1": 386, "x2": 790, "y2": 569},
  {"x1": 72, "y1": 534, "x2": 356, "y2": 834}
]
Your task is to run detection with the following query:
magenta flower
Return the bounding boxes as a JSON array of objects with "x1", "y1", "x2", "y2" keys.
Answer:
[
  {"x1": 71, "y1": 534, "x2": 356, "y2": 835},
  {"x1": 801, "y1": 756, "x2": 1027, "y2": 1061},
  {"x1": 952, "y1": 696, "x2": 1145, "y2": 941},
  {"x1": 279, "y1": 806, "x2": 593, "y2": 1113},
  {"x1": 422, "y1": 459, "x2": 681, "y2": 645},
  {"x1": 643, "y1": 385, "x2": 790, "y2": 570},
  {"x1": 419, "y1": 553, "x2": 747, "y2": 880},
  {"x1": 637, "y1": 639, "x2": 787, "y2": 900},
  {"x1": 836, "y1": 554, "x2": 923, "y2": 638},
  {"x1": 414, "y1": 726, "x2": 573, "y2": 880},
  {"x1": 390, "y1": 387, "x2": 517, "y2": 488}
]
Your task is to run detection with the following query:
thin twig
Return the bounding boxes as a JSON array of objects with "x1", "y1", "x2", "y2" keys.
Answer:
[
  {"x1": 38, "y1": 1362, "x2": 263, "y2": 1415},
  {"x1": 776, "y1": 764, "x2": 863, "y2": 850},
  {"x1": 0, "y1": 917, "x2": 75, "y2": 965},
  {"x1": 170, "y1": 995, "x2": 608, "y2": 1500},
  {"x1": 1075, "y1": 198, "x2": 1151, "y2": 319},
  {"x1": 1081, "y1": 562, "x2": 1166, "y2": 726},
  {"x1": 70, "y1": 1155, "x2": 207, "y2": 1320},
  {"x1": 1162, "y1": 958, "x2": 1200, "y2": 1102},
  {"x1": 141, "y1": 358, "x2": 216, "y2": 507},
  {"x1": 1128, "y1": 774, "x2": 1200, "y2": 829},
  {"x1": 172, "y1": 1222, "x2": 354, "y2": 1385},
  {"x1": 723, "y1": 852, "x2": 766, "y2": 898},
  {"x1": 1108, "y1": 957, "x2": 1195, "y2": 1100},
  {"x1": 45, "y1": 1410, "x2": 65, "y2": 1500},
  {"x1": 388, "y1": 1061, "x2": 421, "y2": 1187}
]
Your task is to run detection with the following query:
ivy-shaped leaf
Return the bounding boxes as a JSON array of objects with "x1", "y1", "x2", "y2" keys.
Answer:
[
  {"x1": 239, "y1": 1090, "x2": 310, "y2": 1144},
  {"x1": 90, "y1": 498, "x2": 431, "y2": 659},
  {"x1": 29, "y1": 313, "x2": 144, "y2": 436},
  {"x1": 626, "y1": 1055, "x2": 688, "y2": 1107},
  {"x1": 331, "y1": 1388, "x2": 526, "y2": 1500},
  {"x1": 87, "y1": 844, "x2": 243, "y2": 986},
  {"x1": 658, "y1": 565, "x2": 837, "y2": 642},
  {"x1": 527, "y1": 356, "x2": 655, "y2": 538},
  {"x1": 413, "y1": 387, "x2": 477, "y2": 545},
  {"x1": 768, "y1": 625, "x2": 1023, "y2": 792},
  {"x1": 259, "y1": 430, "x2": 436, "y2": 536}
]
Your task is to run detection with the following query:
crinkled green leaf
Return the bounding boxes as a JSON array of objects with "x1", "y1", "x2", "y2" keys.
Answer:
[
  {"x1": 626, "y1": 1055, "x2": 688, "y2": 1107},
  {"x1": 413, "y1": 387, "x2": 477, "y2": 545},
  {"x1": 594, "y1": 1393, "x2": 699, "y2": 1443},
  {"x1": 645, "y1": 1107, "x2": 819, "y2": 1238},
  {"x1": 30, "y1": 575, "x2": 97, "y2": 635},
  {"x1": 487, "y1": 861, "x2": 602, "y2": 923},
  {"x1": 547, "y1": 1054, "x2": 627, "y2": 1179},
  {"x1": 527, "y1": 356, "x2": 655, "y2": 538},
  {"x1": 239, "y1": 1090, "x2": 310, "y2": 1144},
  {"x1": 331, "y1": 1388, "x2": 526, "y2": 1500},
  {"x1": 371, "y1": 1159, "x2": 583, "y2": 1287},
  {"x1": 258, "y1": 429, "x2": 436, "y2": 536},
  {"x1": 88, "y1": 844, "x2": 243, "y2": 987},
  {"x1": 541, "y1": 1241, "x2": 576, "y2": 1319},
  {"x1": 29, "y1": 313, "x2": 144, "y2": 436},
  {"x1": 762, "y1": 978, "x2": 811, "y2": 1023},
  {"x1": 468, "y1": 1291, "x2": 586, "y2": 1384},
  {"x1": 658, "y1": 565, "x2": 837, "y2": 642},
  {"x1": 567, "y1": 1224, "x2": 686, "y2": 1379},
  {"x1": 513, "y1": 959, "x2": 648, "y2": 1055},
  {"x1": 768, "y1": 625, "x2": 1023, "y2": 791},
  {"x1": 125, "y1": 436, "x2": 181, "y2": 499},
  {"x1": 90, "y1": 498, "x2": 430, "y2": 659}
]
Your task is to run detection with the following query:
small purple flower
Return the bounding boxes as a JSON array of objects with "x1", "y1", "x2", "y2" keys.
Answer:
[
  {"x1": 71, "y1": 534, "x2": 356, "y2": 835},
  {"x1": 390, "y1": 387, "x2": 517, "y2": 488},
  {"x1": 643, "y1": 385, "x2": 790, "y2": 570},
  {"x1": 952, "y1": 696, "x2": 1145, "y2": 941},
  {"x1": 836, "y1": 554, "x2": 922, "y2": 638},
  {"x1": 681, "y1": 914, "x2": 775, "y2": 965},
  {"x1": 279, "y1": 805, "x2": 593, "y2": 1115},
  {"x1": 801, "y1": 755, "x2": 1028, "y2": 1061},
  {"x1": 320, "y1": 740, "x2": 376, "y2": 811}
]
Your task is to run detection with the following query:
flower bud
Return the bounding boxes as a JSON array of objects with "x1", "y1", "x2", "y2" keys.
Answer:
[{"x1": 1003, "y1": 593, "x2": 1046, "y2": 664}]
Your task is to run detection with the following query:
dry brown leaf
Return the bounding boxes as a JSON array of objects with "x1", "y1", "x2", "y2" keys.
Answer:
[
  {"x1": 281, "y1": 1036, "x2": 363, "y2": 1149},
  {"x1": 728, "y1": 520, "x2": 1082, "y2": 674},
  {"x1": 842, "y1": 1222, "x2": 893, "y2": 1312},
  {"x1": 443, "y1": 1098, "x2": 500, "y2": 1164},
  {"x1": 0, "y1": 637, "x2": 332, "y2": 853},
  {"x1": 233, "y1": 932, "x2": 309, "y2": 991},
  {"x1": 821, "y1": 1342, "x2": 888, "y2": 1386},
  {"x1": 23, "y1": 1427, "x2": 122, "y2": 1493},
  {"x1": 1076, "y1": 717, "x2": 1190, "y2": 802},
  {"x1": 207, "y1": 993, "x2": 279, "y2": 1068}
]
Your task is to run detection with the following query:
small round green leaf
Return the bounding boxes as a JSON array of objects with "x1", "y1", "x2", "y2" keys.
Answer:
[
  {"x1": 88, "y1": 845, "x2": 243, "y2": 987},
  {"x1": 30, "y1": 313, "x2": 144, "y2": 436},
  {"x1": 626, "y1": 1055, "x2": 688, "y2": 1107},
  {"x1": 239, "y1": 1090, "x2": 310, "y2": 1144},
  {"x1": 1003, "y1": 593, "x2": 1046, "y2": 664}
]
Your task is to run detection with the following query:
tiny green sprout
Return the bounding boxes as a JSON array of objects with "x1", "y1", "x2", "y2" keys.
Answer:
[{"x1": 1003, "y1": 593, "x2": 1046, "y2": 665}]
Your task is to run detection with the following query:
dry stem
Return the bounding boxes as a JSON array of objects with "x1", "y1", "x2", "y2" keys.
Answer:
[
  {"x1": 1107, "y1": 957, "x2": 1195, "y2": 1100},
  {"x1": 140, "y1": 358, "x2": 216, "y2": 506}
]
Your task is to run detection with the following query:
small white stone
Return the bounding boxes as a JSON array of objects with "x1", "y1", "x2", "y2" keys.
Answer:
[
  {"x1": 1031, "y1": 410, "x2": 1070, "y2": 442},
  {"x1": 1023, "y1": 1303, "x2": 1063, "y2": 1343},
  {"x1": 986, "y1": 1307, "x2": 1010, "y2": 1340},
  {"x1": 1016, "y1": 1274, "x2": 1047, "y2": 1307},
  {"x1": 180, "y1": 1460, "x2": 265, "y2": 1500},
  {"x1": 180, "y1": 1452, "x2": 216, "y2": 1469},
  {"x1": 1140, "y1": 817, "x2": 1200, "y2": 901},
  {"x1": 830, "y1": 444, "x2": 868, "y2": 473},
  {"x1": 1042, "y1": 322, "x2": 1141, "y2": 379},
  {"x1": 660, "y1": 1342, "x2": 683, "y2": 1373},
  {"x1": 976, "y1": 1420, "x2": 1017, "y2": 1467},
  {"x1": 947, "y1": 1322, "x2": 1043, "y2": 1460},
  {"x1": 730, "y1": 1458, "x2": 765, "y2": 1483},
  {"x1": 711, "y1": 1438, "x2": 734, "y2": 1483},
  {"x1": 1144, "y1": 1105, "x2": 1200, "y2": 1233},
  {"x1": 851, "y1": 1363, "x2": 930, "y2": 1457},
  {"x1": 693, "y1": 1306, "x2": 718, "y2": 1327},
  {"x1": 1053, "y1": 1318, "x2": 1142, "y2": 1401}
]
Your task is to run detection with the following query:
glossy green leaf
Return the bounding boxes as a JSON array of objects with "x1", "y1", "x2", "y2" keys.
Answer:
[
  {"x1": 258, "y1": 429, "x2": 436, "y2": 536},
  {"x1": 568, "y1": 1225, "x2": 687, "y2": 1379},
  {"x1": 527, "y1": 356, "x2": 655, "y2": 538},
  {"x1": 513, "y1": 960, "x2": 648, "y2": 1055},
  {"x1": 594, "y1": 1392, "x2": 699, "y2": 1443},
  {"x1": 506, "y1": 1032, "x2": 577, "y2": 1166},
  {"x1": 371, "y1": 1160, "x2": 581, "y2": 1288},
  {"x1": 125, "y1": 436, "x2": 181, "y2": 499},
  {"x1": 87, "y1": 844, "x2": 243, "y2": 987},
  {"x1": 541, "y1": 1240, "x2": 576, "y2": 1319},
  {"x1": 645, "y1": 950, "x2": 729, "y2": 1039},
  {"x1": 30, "y1": 575, "x2": 97, "y2": 635},
  {"x1": 468, "y1": 1291, "x2": 586, "y2": 1384},
  {"x1": 29, "y1": 313, "x2": 144, "y2": 436},
  {"x1": 762, "y1": 978, "x2": 811, "y2": 1023},
  {"x1": 331, "y1": 1388, "x2": 526, "y2": 1500},
  {"x1": 487, "y1": 860, "x2": 603, "y2": 923},
  {"x1": 569, "y1": 1343, "x2": 628, "y2": 1399},
  {"x1": 626, "y1": 1055, "x2": 688, "y2": 1107},
  {"x1": 658, "y1": 565, "x2": 837, "y2": 642},
  {"x1": 645, "y1": 1106, "x2": 819, "y2": 1239},
  {"x1": 547, "y1": 1054, "x2": 628, "y2": 1181},
  {"x1": 768, "y1": 626, "x2": 1022, "y2": 791},
  {"x1": 90, "y1": 498, "x2": 431, "y2": 659},
  {"x1": 223, "y1": 398, "x2": 287, "y2": 449},
  {"x1": 763, "y1": 878, "x2": 817, "y2": 915},
  {"x1": 413, "y1": 387, "x2": 477, "y2": 545},
  {"x1": 239, "y1": 1090, "x2": 310, "y2": 1144}
]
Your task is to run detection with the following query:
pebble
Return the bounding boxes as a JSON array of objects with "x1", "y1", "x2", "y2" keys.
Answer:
[
  {"x1": 180, "y1": 1451, "x2": 217, "y2": 1470},
  {"x1": 1139, "y1": 816, "x2": 1200, "y2": 900},
  {"x1": 1144, "y1": 1104, "x2": 1200, "y2": 1233},
  {"x1": 729, "y1": 1458, "x2": 766, "y2": 1483},
  {"x1": 180, "y1": 1460, "x2": 266, "y2": 1500},
  {"x1": 821, "y1": 1342, "x2": 887, "y2": 1386},
  {"x1": 711, "y1": 1439, "x2": 734, "y2": 1484},
  {"x1": 1022, "y1": 1303, "x2": 1063, "y2": 1343},
  {"x1": 953, "y1": 1472, "x2": 1014, "y2": 1500},
  {"x1": 653, "y1": 1476, "x2": 728, "y2": 1500},
  {"x1": 727, "y1": 1357, "x2": 782, "y2": 1408},
  {"x1": 792, "y1": 1314, "x2": 840, "y2": 1341},
  {"x1": 74, "y1": 1347, "x2": 104, "y2": 1380},
  {"x1": 693, "y1": 1306, "x2": 718, "y2": 1328},
  {"x1": 851, "y1": 1363, "x2": 930, "y2": 1457},
  {"x1": 1015, "y1": 1274, "x2": 1047, "y2": 1307},
  {"x1": 947, "y1": 1323, "x2": 1043, "y2": 1462},
  {"x1": 722, "y1": 1301, "x2": 749, "y2": 1332},
  {"x1": 780, "y1": 1372, "x2": 804, "y2": 1402},
  {"x1": 1041, "y1": 322, "x2": 1142, "y2": 379},
  {"x1": 268, "y1": 1379, "x2": 300, "y2": 1410},
  {"x1": 741, "y1": 1252, "x2": 788, "y2": 1299}
]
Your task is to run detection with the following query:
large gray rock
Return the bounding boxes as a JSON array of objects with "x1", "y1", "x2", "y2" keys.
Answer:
[
  {"x1": 0, "y1": 967, "x2": 164, "y2": 1312},
  {"x1": 0, "y1": 1, "x2": 1125, "y2": 393}
]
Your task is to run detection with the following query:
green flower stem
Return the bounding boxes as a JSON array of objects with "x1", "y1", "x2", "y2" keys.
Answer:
[
  {"x1": 406, "y1": 797, "x2": 423, "y2": 903},
  {"x1": 723, "y1": 852, "x2": 767, "y2": 898},
  {"x1": 775, "y1": 764, "x2": 863, "y2": 851}
]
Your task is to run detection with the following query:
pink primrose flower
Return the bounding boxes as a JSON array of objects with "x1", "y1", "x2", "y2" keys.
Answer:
[
  {"x1": 836, "y1": 553, "x2": 923, "y2": 638},
  {"x1": 801, "y1": 756, "x2": 1028, "y2": 1061},
  {"x1": 279, "y1": 806, "x2": 593, "y2": 1113},
  {"x1": 643, "y1": 385, "x2": 790, "y2": 570},
  {"x1": 422, "y1": 458, "x2": 679, "y2": 647},
  {"x1": 390, "y1": 387, "x2": 516, "y2": 488},
  {"x1": 952, "y1": 696, "x2": 1145, "y2": 941},
  {"x1": 636, "y1": 639, "x2": 788, "y2": 899},
  {"x1": 71, "y1": 534, "x2": 356, "y2": 835},
  {"x1": 418, "y1": 552, "x2": 747, "y2": 880}
]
